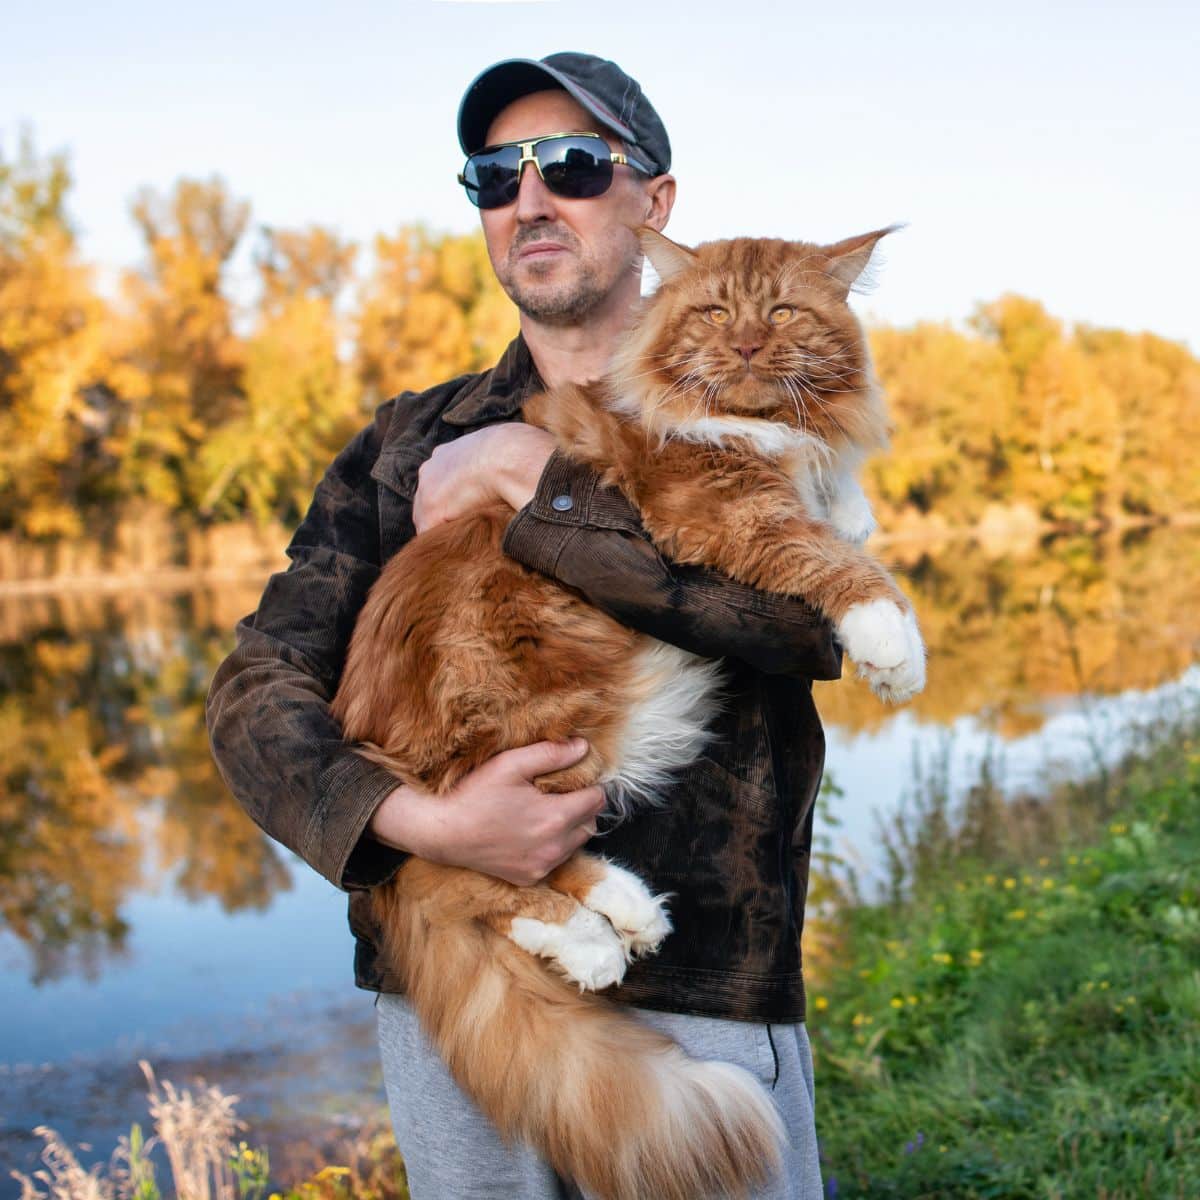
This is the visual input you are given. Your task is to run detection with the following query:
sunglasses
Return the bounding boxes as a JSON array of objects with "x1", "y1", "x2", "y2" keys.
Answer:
[{"x1": 458, "y1": 132, "x2": 654, "y2": 210}]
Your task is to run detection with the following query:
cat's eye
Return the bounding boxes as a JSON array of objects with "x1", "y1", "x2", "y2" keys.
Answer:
[
  {"x1": 706, "y1": 307, "x2": 730, "y2": 325},
  {"x1": 769, "y1": 306, "x2": 796, "y2": 325}
]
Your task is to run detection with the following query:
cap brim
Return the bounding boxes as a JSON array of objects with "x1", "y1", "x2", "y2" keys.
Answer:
[{"x1": 457, "y1": 58, "x2": 638, "y2": 156}]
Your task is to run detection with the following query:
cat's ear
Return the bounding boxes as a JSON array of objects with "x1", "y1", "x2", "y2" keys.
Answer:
[
  {"x1": 822, "y1": 225, "x2": 902, "y2": 298},
  {"x1": 638, "y1": 227, "x2": 699, "y2": 284}
]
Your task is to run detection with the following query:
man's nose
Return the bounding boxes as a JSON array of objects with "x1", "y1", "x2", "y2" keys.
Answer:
[{"x1": 513, "y1": 160, "x2": 557, "y2": 223}]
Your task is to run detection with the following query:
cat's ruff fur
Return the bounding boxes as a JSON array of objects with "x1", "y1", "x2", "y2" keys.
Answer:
[{"x1": 331, "y1": 226, "x2": 926, "y2": 1200}]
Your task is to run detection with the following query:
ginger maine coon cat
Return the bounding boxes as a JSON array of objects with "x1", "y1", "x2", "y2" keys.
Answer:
[{"x1": 330, "y1": 226, "x2": 925, "y2": 1200}]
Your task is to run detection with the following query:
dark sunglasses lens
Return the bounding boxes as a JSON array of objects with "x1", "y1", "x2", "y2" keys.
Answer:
[
  {"x1": 462, "y1": 146, "x2": 522, "y2": 209},
  {"x1": 537, "y1": 137, "x2": 614, "y2": 199}
]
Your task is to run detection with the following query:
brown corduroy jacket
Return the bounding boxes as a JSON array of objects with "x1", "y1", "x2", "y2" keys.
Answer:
[{"x1": 205, "y1": 335, "x2": 842, "y2": 1023}]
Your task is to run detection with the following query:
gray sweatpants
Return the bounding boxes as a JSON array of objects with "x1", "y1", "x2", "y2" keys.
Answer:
[{"x1": 376, "y1": 993, "x2": 823, "y2": 1200}]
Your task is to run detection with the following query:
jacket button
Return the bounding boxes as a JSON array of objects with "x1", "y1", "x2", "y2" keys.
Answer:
[{"x1": 551, "y1": 494, "x2": 574, "y2": 512}]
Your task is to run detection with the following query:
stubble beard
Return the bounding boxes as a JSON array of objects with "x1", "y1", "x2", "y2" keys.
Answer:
[{"x1": 499, "y1": 229, "x2": 616, "y2": 325}]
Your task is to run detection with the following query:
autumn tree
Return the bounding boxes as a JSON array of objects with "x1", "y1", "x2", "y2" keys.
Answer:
[
  {"x1": 196, "y1": 225, "x2": 361, "y2": 523},
  {"x1": 107, "y1": 177, "x2": 248, "y2": 509},
  {"x1": 0, "y1": 134, "x2": 113, "y2": 535},
  {"x1": 868, "y1": 323, "x2": 1016, "y2": 522},
  {"x1": 356, "y1": 227, "x2": 517, "y2": 404},
  {"x1": 1076, "y1": 327, "x2": 1200, "y2": 518}
]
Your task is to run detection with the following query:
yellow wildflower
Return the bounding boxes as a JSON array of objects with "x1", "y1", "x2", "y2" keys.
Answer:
[
  {"x1": 1007, "y1": 909, "x2": 1027, "y2": 920},
  {"x1": 814, "y1": 996, "x2": 829, "y2": 1011},
  {"x1": 890, "y1": 997, "x2": 904, "y2": 1009},
  {"x1": 907, "y1": 995, "x2": 919, "y2": 1005},
  {"x1": 1042, "y1": 879, "x2": 1055, "y2": 890},
  {"x1": 984, "y1": 874, "x2": 997, "y2": 885},
  {"x1": 968, "y1": 949, "x2": 984, "y2": 964},
  {"x1": 1038, "y1": 857, "x2": 1049, "y2": 867},
  {"x1": 1067, "y1": 855, "x2": 1079, "y2": 866},
  {"x1": 932, "y1": 951, "x2": 953, "y2": 965},
  {"x1": 1003, "y1": 878, "x2": 1016, "y2": 889},
  {"x1": 314, "y1": 1167, "x2": 352, "y2": 1182}
]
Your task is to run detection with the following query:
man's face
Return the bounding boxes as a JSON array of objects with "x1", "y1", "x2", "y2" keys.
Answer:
[{"x1": 478, "y1": 89, "x2": 656, "y2": 325}]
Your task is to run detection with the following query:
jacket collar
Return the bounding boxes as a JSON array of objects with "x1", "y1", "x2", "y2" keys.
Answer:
[{"x1": 441, "y1": 334, "x2": 542, "y2": 427}]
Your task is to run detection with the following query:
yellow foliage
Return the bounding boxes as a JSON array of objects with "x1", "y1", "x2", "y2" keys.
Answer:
[
  {"x1": 1, "y1": 137, "x2": 1198, "y2": 535},
  {"x1": 0, "y1": 141, "x2": 112, "y2": 535},
  {"x1": 356, "y1": 227, "x2": 518, "y2": 403}
]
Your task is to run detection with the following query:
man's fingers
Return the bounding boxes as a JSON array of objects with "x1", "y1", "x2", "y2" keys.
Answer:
[
  {"x1": 501, "y1": 737, "x2": 590, "y2": 781},
  {"x1": 565, "y1": 824, "x2": 598, "y2": 857},
  {"x1": 557, "y1": 785, "x2": 606, "y2": 830}
]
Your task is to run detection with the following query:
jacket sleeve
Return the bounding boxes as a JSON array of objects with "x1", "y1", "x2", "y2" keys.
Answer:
[
  {"x1": 205, "y1": 406, "x2": 409, "y2": 893},
  {"x1": 502, "y1": 451, "x2": 843, "y2": 680}
]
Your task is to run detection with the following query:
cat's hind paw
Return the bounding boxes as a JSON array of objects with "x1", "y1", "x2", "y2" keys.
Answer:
[
  {"x1": 509, "y1": 907, "x2": 628, "y2": 991},
  {"x1": 583, "y1": 861, "x2": 673, "y2": 959},
  {"x1": 837, "y1": 599, "x2": 927, "y2": 703}
]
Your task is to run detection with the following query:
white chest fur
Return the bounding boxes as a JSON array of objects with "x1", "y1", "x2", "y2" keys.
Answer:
[{"x1": 670, "y1": 414, "x2": 877, "y2": 546}]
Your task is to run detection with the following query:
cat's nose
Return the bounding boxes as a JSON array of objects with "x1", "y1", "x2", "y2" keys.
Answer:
[{"x1": 738, "y1": 343, "x2": 763, "y2": 363}]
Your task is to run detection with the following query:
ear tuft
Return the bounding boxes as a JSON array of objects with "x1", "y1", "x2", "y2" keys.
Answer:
[
  {"x1": 637, "y1": 227, "x2": 699, "y2": 284},
  {"x1": 823, "y1": 224, "x2": 904, "y2": 297}
]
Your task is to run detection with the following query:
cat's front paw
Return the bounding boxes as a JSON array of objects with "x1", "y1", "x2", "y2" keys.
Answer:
[
  {"x1": 828, "y1": 493, "x2": 877, "y2": 546},
  {"x1": 509, "y1": 907, "x2": 628, "y2": 991},
  {"x1": 837, "y1": 599, "x2": 926, "y2": 703},
  {"x1": 582, "y1": 862, "x2": 673, "y2": 958}
]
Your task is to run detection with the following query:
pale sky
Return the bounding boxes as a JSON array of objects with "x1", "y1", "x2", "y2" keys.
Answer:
[{"x1": 4, "y1": 0, "x2": 1198, "y2": 350}]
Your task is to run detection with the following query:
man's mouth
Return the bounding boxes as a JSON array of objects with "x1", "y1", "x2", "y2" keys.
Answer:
[{"x1": 517, "y1": 242, "x2": 568, "y2": 260}]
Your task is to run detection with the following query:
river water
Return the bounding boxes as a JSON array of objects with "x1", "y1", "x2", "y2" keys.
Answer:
[{"x1": 2, "y1": 525, "x2": 1198, "y2": 1187}]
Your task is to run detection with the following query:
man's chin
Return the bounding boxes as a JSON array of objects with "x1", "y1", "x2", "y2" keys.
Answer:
[{"x1": 506, "y1": 277, "x2": 604, "y2": 324}]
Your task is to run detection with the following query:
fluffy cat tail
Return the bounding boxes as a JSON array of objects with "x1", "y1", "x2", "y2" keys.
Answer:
[{"x1": 378, "y1": 879, "x2": 785, "y2": 1200}]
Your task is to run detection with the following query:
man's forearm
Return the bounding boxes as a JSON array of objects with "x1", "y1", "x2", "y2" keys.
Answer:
[
  {"x1": 206, "y1": 616, "x2": 409, "y2": 890},
  {"x1": 503, "y1": 451, "x2": 843, "y2": 679}
]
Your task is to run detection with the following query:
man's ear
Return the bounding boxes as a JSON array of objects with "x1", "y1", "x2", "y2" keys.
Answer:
[
  {"x1": 637, "y1": 225, "x2": 697, "y2": 283},
  {"x1": 641, "y1": 173, "x2": 676, "y2": 234}
]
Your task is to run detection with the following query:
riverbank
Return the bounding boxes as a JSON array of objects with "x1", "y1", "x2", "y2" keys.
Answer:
[
  {"x1": 808, "y1": 709, "x2": 1200, "y2": 1198},
  {"x1": 14, "y1": 709, "x2": 1198, "y2": 1200}
]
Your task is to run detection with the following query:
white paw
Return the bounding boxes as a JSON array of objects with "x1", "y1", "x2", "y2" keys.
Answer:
[
  {"x1": 583, "y1": 862, "x2": 673, "y2": 958},
  {"x1": 837, "y1": 599, "x2": 926, "y2": 703},
  {"x1": 509, "y1": 908, "x2": 628, "y2": 991},
  {"x1": 828, "y1": 495, "x2": 876, "y2": 546}
]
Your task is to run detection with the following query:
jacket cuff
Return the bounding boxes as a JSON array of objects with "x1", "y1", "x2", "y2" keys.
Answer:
[
  {"x1": 312, "y1": 750, "x2": 409, "y2": 891},
  {"x1": 503, "y1": 450, "x2": 642, "y2": 572}
]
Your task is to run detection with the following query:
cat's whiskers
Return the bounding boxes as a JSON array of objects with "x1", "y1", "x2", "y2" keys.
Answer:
[{"x1": 779, "y1": 377, "x2": 810, "y2": 435}]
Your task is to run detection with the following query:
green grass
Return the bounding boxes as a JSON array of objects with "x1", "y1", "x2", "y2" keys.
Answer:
[{"x1": 809, "y1": 728, "x2": 1200, "y2": 1198}]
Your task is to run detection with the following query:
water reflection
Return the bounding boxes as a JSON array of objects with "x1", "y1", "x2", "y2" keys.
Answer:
[
  {"x1": 1, "y1": 526, "x2": 1198, "y2": 987},
  {"x1": 0, "y1": 580, "x2": 290, "y2": 984},
  {"x1": 817, "y1": 525, "x2": 1200, "y2": 735}
]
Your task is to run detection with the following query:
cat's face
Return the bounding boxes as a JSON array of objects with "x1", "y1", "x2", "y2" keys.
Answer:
[{"x1": 616, "y1": 230, "x2": 893, "y2": 450}]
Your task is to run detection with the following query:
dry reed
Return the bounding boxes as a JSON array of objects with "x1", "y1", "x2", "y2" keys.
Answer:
[{"x1": 11, "y1": 1060, "x2": 245, "y2": 1200}]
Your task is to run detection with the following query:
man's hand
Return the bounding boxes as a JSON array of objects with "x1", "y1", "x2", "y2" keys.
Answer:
[
  {"x1": 368, "y1": 738, "x2": 606, "y2": 886},
  {"x1": 413, "y1": 423, "x2": 557, "y2": 534}
]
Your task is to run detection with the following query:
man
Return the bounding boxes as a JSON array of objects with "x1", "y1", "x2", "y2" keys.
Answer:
[{"x1": 207, "y1": 52, "x2": 838, "y2": 1199}]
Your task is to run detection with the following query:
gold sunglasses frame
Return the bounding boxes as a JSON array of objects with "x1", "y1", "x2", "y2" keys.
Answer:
[{"x1": 457, "y1": 131, "x2": 653, "y2": 201}]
